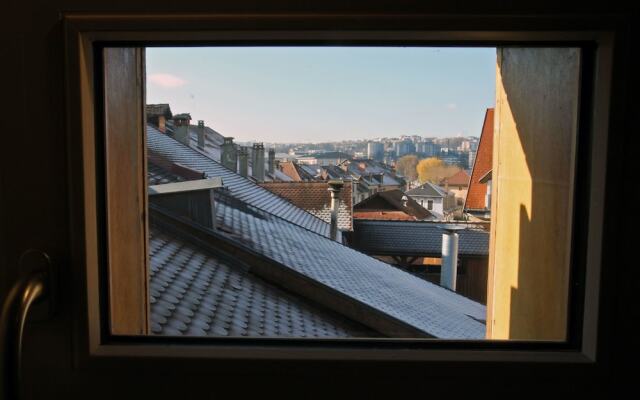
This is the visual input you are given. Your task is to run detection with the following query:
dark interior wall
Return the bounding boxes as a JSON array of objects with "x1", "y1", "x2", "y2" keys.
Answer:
[{"x1": 0, "y1": 1, "x2": 637, "y2": 397}]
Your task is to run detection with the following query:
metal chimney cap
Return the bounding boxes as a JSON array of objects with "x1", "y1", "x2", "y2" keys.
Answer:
[
  {"x1": 327, "y1": 180, "x2": 344, "y2": 189},
  {"x1": 441, "y1": 224, "x2": 467, "y2": 232}
]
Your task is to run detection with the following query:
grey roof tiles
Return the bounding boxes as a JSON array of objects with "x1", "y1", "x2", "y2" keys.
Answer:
[
  {"x1": 147, "y1": 127, "x2": 486, "y2": 339},
  {"x1": 406, "y1": 182, "x2": 449, "y2": 198},
  {"x1": 149, "y1": 225, "x2": 376, "y2": 338},
  {"x1": 351, "y1": 220, "x2": 490, "y2": 257},
  {"x1": 147, "y1": 125, "x2": 332, "y2": 238},
  {"x1": 205, "y1": 190, "x2": 486, "y2": 339}
]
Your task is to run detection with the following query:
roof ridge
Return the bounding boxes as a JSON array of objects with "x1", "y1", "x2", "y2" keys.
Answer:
[{"x1": 147, "y1": 124, "x2": 335, "y2": 236}]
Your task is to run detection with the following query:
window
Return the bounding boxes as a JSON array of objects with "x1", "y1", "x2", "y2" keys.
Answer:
[
  {"x1": 66, "y1": 15, "x2": 616, "y2": 366},
  {"x1": 103, "y1": 44, "x2": 579, "y2": 342}
]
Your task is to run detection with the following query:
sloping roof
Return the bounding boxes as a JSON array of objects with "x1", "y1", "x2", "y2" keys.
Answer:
[
  {"x1": 259, "y1": 181, "x2": 353, "y2": 230},
  {"x1": 269, "y1": 169, "x2": 294, "y2": 182},
  {"x1": 350, "y1": 220, "x2": 490, "y2": 257},
  {"x1": 278, "y1": 161, "x2": 317, "y2": 181},
  {"x1": 199, "y1": 189, "x2": 485, "y2": 338},
  {"x1": 441, "y1": 169, "x2": 471, "y2": 187},
  {"x1": 303, "y1": 151, "x2": 352, "y2": 160},
  {"x1": 406, "y1": 182, "x2": 448, "y2": 198},
  {"x1": 149, "y1": 165, "x2": 485, "y2": 338},
  {"x1": 346, "y1": 160, "x2": 404, "y2": 187},
  {"x1": 353, "y1": 211, "x2": 417, "y2": 221},
  {"x1": 149, "y1": 224, "x2": 377, "y2": 338},
  {"x1": 479, "y1": 170, "x2": 492, "y2": 184},
  {"x1": 465, "y1": 108, "x2": 494, "y2": 210},
  {"x1": 148, "y1": 126, "x2": 485, "y2": 339},
  {"x1": 354, "y1": 189, "x2": 432, "y2": 220},
  {"x1": 161, "y1": 119, "x2": 226, "y2": 163},
  {"x1": 321, "y1": 165, "x2": 350, "y2": 180},
  {"x1": 147, "y1": 125, "x2": 332, "y2": 238}
]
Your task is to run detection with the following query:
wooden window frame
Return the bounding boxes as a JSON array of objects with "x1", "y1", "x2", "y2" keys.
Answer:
[{"x1": 63, "y1": 13, "x2": 614, "y2": 373}]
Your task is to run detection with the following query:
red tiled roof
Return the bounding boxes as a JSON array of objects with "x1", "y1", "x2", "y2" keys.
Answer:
[
  {"x1": 353, "y1": 211, "x2": 417, "y2": 221},
  {"x1": 353, "y1": 189, "x2": 432, "y2": 220},
  {"x1": 259, "y1": 181, "x2": 353, "y2": 230},
  {"x1": 465, "y1": 108, "x2": 494, "y2": 210},
  {"x1": 441, "y1": 169, "x2": 471, "y2": 187},
  {"x1": 279, "y1": 161, "x2": 303, "y2": 181}
]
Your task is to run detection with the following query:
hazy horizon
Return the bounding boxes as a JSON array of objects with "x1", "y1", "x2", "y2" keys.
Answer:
[{"x1": 146, "y1": 47, "x2": 496, "y2": 143}]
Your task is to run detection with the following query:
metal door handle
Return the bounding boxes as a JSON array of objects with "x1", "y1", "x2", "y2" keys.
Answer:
[{"x1": 0, "y1": 251, "x2": 52, "y2": 400}]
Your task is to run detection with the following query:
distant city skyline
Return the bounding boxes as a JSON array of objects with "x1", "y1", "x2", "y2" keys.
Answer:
[{"x1": 146, "y1": 47, "x2": 496, "y2": 143}]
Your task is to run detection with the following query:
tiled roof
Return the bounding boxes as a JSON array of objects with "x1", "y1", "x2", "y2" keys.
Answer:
[
  {"x1": 406, "y1": 182, "x2": 448, "y2": 198},
  {"x1": 270, "y1": 169, "x2": 294, "y2": 182},
  {"x1": 149, "y1": 224, "x2": 377, "y2": 338},
  {"x1": 278, "y1": 161, "x2": 317, "y2": 181},
  {"x1": 163, "y1": 119, "x2": 226, "y2": 163},
  {"x1": 148, "y1": 162, "x2": 186, "y2": 185},
  {"x1": 353, "y1": 211, "x2": 417, "y2": 221},
  {"x1": 302, "y1": 151, "x2": 352, "y2": 159},
  {"x1": 347, "y1": 160, "x2": 404, "y2": 187},
  {"x1": 259, "y1": 181, "x2": 353, "y2": 230},
  {"x1": 354, "y1": 189, "x2": 432, "y2": 220},
  {"x1": 147, "y1": 125, "x2": 332, "y2": 238},
  {"x1": 197, "y1": 189, "x2": 486, "y2": 339},
  {"x1": 147, "y1": 129, "x2": 485, "y2": 339},
  {"x1": 465, "y1": 108, "x2": 494, "y2": 210},
  {"x1": 441, "y1": 169, "x2": 471, "y2": 187},
  {"x1": 350, "y1": 220, "x2": 490, "y2": 257}
]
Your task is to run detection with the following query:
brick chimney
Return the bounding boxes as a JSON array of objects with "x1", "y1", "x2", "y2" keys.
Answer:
[
  {"x1": 197, "y1": 120, "x2": 205, "y2": 149},
  {"x1": 238, "y1": 146, "x2": 249, "y2": 177},
  {"x1": 172, "y1": 113, "x2": 191, "y2": 146},
  {"x1": 158, "y1": 115, "x2": 167, "y2": 133},
  {"x1": 252, "y1": 143, "x2": 265, "y2": 181},
  {"x1": 327, "y1": 180, "x2": 344, "y2": 241},
  {"x1": 221, "y1": 137, "x2": 238, "y2": 173},
  {"x1": 268, "y1": 148, "x2": 276, "y2": 175}
]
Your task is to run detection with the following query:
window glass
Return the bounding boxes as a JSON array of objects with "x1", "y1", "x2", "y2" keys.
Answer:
[{"x1": 104, "y1": 46, "x2": 580, "y2": 341}]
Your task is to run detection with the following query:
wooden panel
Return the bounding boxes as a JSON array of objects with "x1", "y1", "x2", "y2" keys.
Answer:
[
  {"x1": 103, "y1": 47, "x2": 148, "y2": 335},
  {"x1": 488, "y1": 48, "x2": 579, "y2": 340},
  {"x1": 457, "y1": 258, "x2": 488, "y2": 305}
]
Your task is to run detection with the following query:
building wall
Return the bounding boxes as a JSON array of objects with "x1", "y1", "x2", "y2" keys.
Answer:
[
  {"x1": 458, "y1": 257, "x2": 489, "y2": 304},
  {"x1": 411, "y1": 195, "x2": 444, "y2": 215},
  {"x1": 444, "y1": 187, "x2": 468, "y2": 206},
  {"x1": 488, "y1": 48, "x2": 579, "y2": 340}
]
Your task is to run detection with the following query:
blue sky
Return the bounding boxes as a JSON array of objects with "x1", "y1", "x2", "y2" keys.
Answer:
[{"x1": 146, "y1": 47, "x2": 496, "y2": 143}]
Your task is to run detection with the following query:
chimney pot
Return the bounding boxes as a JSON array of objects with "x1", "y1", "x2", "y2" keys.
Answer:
[
  {"x1": 252, "y1": 143, "x2": 265, "y2": 181},
  {"x1": 221, "y1": 137, "x2": 238, "y2": 173},
  {"x1": 238, "y1": 146, "x2": 249, "y2": 177},
  {"x1": 440, "y1": 226, "x2": 461, "y2": 291},
  {"x1": 268, "y1": 148, "x2": 276, "y2": 175},
  {"x1": 197, "y1": 120, "x2": 205, "y2": 149},
  {"x1": 327, "y1": 180, "x2": 344, "y2": 241},
  {"x1": 172, "y1": 113, "x2": 192, "y2": 146}
]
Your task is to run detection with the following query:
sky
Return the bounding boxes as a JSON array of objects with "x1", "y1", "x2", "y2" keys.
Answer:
[{"x1": 146, "y1": 47, "x2": 496, "y2": 143}]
